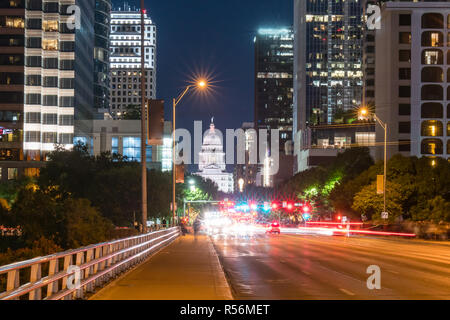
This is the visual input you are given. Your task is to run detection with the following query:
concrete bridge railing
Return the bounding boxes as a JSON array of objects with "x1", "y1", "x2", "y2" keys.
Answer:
[{"x1": 0, "y1": 227, "x2": 180, "y2": 300}]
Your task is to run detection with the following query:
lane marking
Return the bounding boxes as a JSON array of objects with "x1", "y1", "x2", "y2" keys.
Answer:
[{"x1": 339, "y1": 288, "x2": 355, "y2": 296}]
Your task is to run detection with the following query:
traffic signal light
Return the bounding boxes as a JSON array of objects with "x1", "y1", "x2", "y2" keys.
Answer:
[
  {"x1": 302, "y1": 204, "x2": 311, "y2": 213},
  {"x1": 337, "y1": 215, "x2": 342, "y2": 221},
  {"x1": 287, "y1": 203, "x2": 293, "y2": 211},
  {"x1": 271, "y1": 203, "x2": 278, "y2": 210}
]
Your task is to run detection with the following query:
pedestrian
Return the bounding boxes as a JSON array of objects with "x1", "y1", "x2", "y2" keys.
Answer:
[
  {"x1": 193, "y1": 219, "x2": 201, "y2": 236},
  {"x1": 178, "y1": 221, "x2": 187, "y2": 236},
  {"x1": 162, "y1": 218, "x2": 167, "y2": 228}
]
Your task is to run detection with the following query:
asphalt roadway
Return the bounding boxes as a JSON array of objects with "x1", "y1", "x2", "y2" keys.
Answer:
[{"x1": 211, "y1": 233, "x2": 450, "y2": 300}]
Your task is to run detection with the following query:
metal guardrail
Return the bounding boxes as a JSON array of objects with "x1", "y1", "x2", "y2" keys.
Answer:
[{"x1": 0, "y1": 227, "x2": 180, "y2": 300}]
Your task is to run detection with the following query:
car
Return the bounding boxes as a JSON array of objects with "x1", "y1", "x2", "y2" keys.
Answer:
[{"x1": 266, "y1": 222, "x2": 281, "y2": 234}]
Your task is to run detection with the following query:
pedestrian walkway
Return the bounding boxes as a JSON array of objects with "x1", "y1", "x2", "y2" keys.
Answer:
[{"x1": 89, "y1": 234, "x2": 233, "y2": 300}]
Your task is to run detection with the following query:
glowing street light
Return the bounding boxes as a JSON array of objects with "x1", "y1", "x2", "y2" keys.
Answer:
[
  {"x1": 189, "y1": 179, "x2": 196, "y2": 192},
  {"x1": 358, "y1": 107, "x2": 368, "y2": 119},
  {"x1": 358, "y1": 106, "x2": 388, "y2": 216},
  {"x1": 172, "y1": 79, "x2": 209, "y2": 226},
  {"x1": 197, "y1": 79, "x2": 207, "y2": 88},
  {"x1": 238, "y1": 178, "x2": 244, "y2": 193}
]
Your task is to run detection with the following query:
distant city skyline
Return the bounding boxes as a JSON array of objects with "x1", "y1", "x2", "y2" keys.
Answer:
[{"x1": 112, "y1": 0, "x2": 293, "y2": 135}]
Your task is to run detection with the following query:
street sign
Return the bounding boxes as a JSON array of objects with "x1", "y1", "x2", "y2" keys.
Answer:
[
  {"x1": 342, "y1": 216, "x2": 348, "y2": 223},
  {"x1": 381, "y1": 212, "x2": 388, "y2": 220},
  {"x1": 282, "y1": 201, "x2": 287, "y2": 208},
  {"x1": 377, "y1": 175, "x2": 384, "y2": 194},
  {"x1": 170, "y1": 202, "x2": 177, "y2": 211},
  {"x1": 175, "y1": 164, "x2": 184, "y2": 183}
]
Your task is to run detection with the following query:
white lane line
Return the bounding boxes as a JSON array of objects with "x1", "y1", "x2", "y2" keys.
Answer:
[{"x1": 339, "y1": 288, "x2": 356, "y2": 296}]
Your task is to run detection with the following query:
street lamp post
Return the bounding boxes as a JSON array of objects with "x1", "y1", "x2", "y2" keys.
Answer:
[
  {"x1": 172, "y1": 80, "x2": 207, "y2": 226},
  {"x1": 359, "y1": 108, "x2": 388, "y2": 215}
]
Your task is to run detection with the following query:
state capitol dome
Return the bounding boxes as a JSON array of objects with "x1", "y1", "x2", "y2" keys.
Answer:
[
  {"x1": 203, "y1": 118, "x2": 222, "y2": 147},
  {"x1": 195, "y1": 117, "x2": 234, "y2": 194}
]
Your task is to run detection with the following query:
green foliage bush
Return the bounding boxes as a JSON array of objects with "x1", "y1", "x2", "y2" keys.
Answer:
[{"x1": 281, "y1": 149, "x2": 450, "y2": 222}]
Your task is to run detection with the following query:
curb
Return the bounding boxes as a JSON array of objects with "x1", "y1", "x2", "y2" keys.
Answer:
[{"x1": 207, "y1": 237, "x2": 234, "y2": 300}]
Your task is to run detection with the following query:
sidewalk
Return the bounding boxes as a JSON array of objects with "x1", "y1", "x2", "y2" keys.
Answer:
[{"x1": 89, "y1": 234, "x2": 233, "y2": 300}]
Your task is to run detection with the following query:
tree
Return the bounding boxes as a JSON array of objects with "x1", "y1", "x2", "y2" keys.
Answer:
[
  {"x1": 63, "y1": 198, "x2": 114, "y2": 248},
  {"x1": 11, "y1": 187, "x2": 65, "y2": 245},
  {"x1": 9, "y1": 186, "x2": 114, "y2": 249},
  {"x1": 411, "y1": 196, "x2": 450, "y2": 223},
  {"x1": 352, "y1": 181, "x2": 413, "y2": 222},
  {"x1": 278, "y1": 148, "x2": 374, "y2": 219}
]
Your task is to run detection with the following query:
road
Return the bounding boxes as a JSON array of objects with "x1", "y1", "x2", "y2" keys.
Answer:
[{"x1": 212, "y1": 233, "x2": 450, "y2": 299}]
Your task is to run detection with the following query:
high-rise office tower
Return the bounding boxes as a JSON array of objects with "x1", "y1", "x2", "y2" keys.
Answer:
[
  {"x1": 0, "y1": 0, "x2": 106, "y2": 180},
  {"x1": 374, "y1": 1, "x2": 450, "y2": 163},
  {"x1": 254, "y1": 28, "x2": 294, "y2": 152},
  {"x1": 94, "y1": 0, "x2": 111, "y2": 113},
  {"x1": 0, "y1": 0, "x2": 26, "y2": 179},
  {"x1": 109, "y1": 5, "x2": 156, "y2": 119},
  {"x1": 233, "y1": 122, "x2": 258, "y2": 192},
  {"x1": 293, "y1": 0, "x2": 372, "y2": 173}
]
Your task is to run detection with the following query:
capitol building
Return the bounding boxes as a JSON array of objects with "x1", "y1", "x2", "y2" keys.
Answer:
[{"x1": 195, "y1": 119, "x2": 234, "y2": 193}]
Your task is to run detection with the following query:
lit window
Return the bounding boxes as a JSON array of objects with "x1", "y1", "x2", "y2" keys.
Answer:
[
  {"x1": 42, "y1": 39, "x2": 58, "y2": 50},
  {"x1": 112, "y1": 137, "x2": 119, "y2": 155},
  {"x1": 43, "y1": 20, "x2": 58, "y2": 32},
  {"x1": 7, "y1": 168, "x2": 17, "y2": 180}
]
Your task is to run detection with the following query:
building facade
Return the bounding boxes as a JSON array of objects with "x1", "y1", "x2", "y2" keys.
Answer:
[
  {"x1": 109, "y1": 6, "x2": 156, "y2": 119},
  {"x1": 0, "y1": 0, "x2": 112, "y2": 180},
  {"x1": 375, "y1": 1, "x2": 450, "y2": 163},
  {"x1": 0, "y1": 0, "x2": 28, "y2": 179},
  {"x1": 195, "y1": 120, "x2": 234, "y2": 194},
  {"x1": 94, "y1": 0, "x2": 111, "y2": 113},
  {"x1": 293, "y1": 0, "x2": 371, "y2": 173},
  {"x1": 254, "y1": 28, "x2": 294, "y2": 151},
  {"x1": 233, "y1": 122, "x2": 258, "y2": 192},
  {"x1": 79, "y1": 119, "x2": 172, "y2": 171}
]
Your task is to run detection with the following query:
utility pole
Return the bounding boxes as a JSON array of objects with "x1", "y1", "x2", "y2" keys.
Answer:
[
  {"x1": 140, "y1": 1, "x2": 147, "y2": 233},
  {"x1": 172, "y1": 98, "x2": 176, "y2": 227}
]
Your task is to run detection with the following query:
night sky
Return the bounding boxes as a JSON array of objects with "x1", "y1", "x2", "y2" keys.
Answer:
[{"x1": 112, "y1": 0, "x2": 293, "y2": 134}]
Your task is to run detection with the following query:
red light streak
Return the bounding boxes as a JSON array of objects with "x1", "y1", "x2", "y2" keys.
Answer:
[
  {"x1": 306, "y1": 222, "x2": 364, "y2": 225},
  {"x1": 297, "y1": 226, "x2": 416, "y2": 237}
]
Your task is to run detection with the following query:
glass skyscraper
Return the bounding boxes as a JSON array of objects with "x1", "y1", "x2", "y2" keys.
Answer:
[
  {"x1": 254, "y1": 28, "x2": 294, "y2": 151},
  {"x1": 293, "y1": 0, "x2": 369, "y2": 172},
  {"x1": 94, "y1": 0, "x2": 111, "y2": 113}
]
